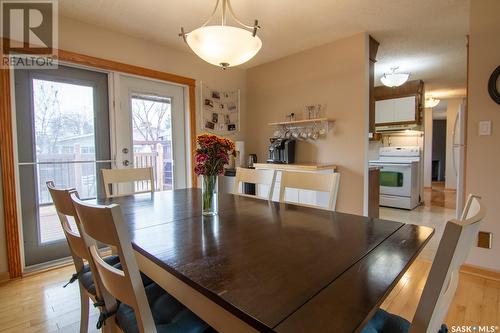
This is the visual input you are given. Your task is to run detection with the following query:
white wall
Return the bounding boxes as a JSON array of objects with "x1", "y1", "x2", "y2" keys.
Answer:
[
  {"x1": 444, "y1": 98, "x2": 463, "y2": 189},
  {"x1": 423, "y1": 108, "x2": 433, "y2": 188},
  {"x1": 466, "y1": 0, "x2": 500, "y2": 270}
]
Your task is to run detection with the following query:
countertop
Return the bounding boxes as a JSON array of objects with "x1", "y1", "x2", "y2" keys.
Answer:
[{"x1": 253, "y1": 163, "x2": 337, "y2": 171}]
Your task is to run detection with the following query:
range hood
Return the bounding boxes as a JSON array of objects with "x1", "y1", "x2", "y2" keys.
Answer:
[{"x1": 375, "y1": 123, "x2": 422, "y2": 133}]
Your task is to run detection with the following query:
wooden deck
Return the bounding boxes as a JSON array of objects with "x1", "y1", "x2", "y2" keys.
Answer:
[{"x1": 39, "y1": 205, "x2": 78, "y2": 243}]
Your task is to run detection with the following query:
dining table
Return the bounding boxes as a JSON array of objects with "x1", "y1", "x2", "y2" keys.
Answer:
[{"x1": 101, "y1": 188, "x2": 434, "y2": 333}]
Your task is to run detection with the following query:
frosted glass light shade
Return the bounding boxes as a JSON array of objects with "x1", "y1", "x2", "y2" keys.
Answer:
[
  {"x1": 186, "y1": 25, "x2": 262, "y2": 68},
  {"x1": 425, "y1": 97, "x2": 440, "y2": 108},
  {"x1": 381, "y1": 72, "x2": 410, "y2": 87}
]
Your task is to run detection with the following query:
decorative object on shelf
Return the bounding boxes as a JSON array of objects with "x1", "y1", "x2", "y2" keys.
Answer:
[
  {"x1": 194, "y1": 134, "x2": 236, "y2": 216},
  {"x1": 306, "y1": 105, "x2": 321, "y2": 119},
  {"x1": 179, "y1": 0, "x2": 262, "y2": 69},
  {"x1": 425, "y1": 96, "x2": 440, "y2": 108},
  {"x1": 380, "y1": 67, "x2": 410, "y2": 88},
  {"x1": 488, "y1": 65, "x2": 500, "y2": 105},
  {"x1": 202, "y1": 84, "x2": 240, "y2": 133},
  {"x1": 268, "y1": 118, "x2": 334, "y2": 141}
]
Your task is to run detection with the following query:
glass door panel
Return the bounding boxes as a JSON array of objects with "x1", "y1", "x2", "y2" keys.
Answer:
[
  {"x1": 131, "y1": 94, "x2": 173, "y2": 191},
  {"x1": 15, "y1": 65, "x2": 110, "y2": 266},
  {"x1": 33, "y1": 79, "x2": 96, "y2": 243},
  {"x1": 115, "y1": 75, "x2": 187, "y2": 191}
]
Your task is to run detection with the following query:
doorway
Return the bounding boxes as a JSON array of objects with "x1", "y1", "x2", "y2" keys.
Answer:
[
  {"x1": 430, "y1": 117, "x2": 456, "y2": 210},
  {"x1": 114, "y1": 75, "x2": 188, "y2": 192},
  {"x1": 15, "y1": 65, "x2": 111, "y2": 266},
  {"x1": 431, "y1": 119, "x2": 446, "y2": 183}
]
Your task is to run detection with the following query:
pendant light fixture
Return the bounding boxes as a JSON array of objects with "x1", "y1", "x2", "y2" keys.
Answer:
[
  {"x1": 179, "y1": 0, "x2": 262, "y2": 69},
  {"x1": 381, "y1": 67, "x2": 410, "y2": 87},
  {"x1": 425, "y1": 97, "x2": 441, "y2": 108}
]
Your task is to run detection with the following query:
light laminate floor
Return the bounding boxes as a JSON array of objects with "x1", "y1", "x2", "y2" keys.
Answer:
[
  {"x1": 0, "y1": 258, "x2": 498, "y2": 332},
  {"x1": 2, "y1": 187, "x2": 494, "y2": 332}
]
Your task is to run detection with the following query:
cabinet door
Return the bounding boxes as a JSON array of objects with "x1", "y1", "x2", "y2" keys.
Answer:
[
  {"x1": 393, "y1": 96, "x2": 416, "y2": 122},
  {"x1": 375, "y1": 99, "x2": 394, "y2": 124}
]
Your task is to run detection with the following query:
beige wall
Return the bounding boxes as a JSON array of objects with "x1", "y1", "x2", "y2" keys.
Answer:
[
  {"x1": 445, "y1": 98, "x2": 463, "y2": 190},
  {"x1": 247, "y1": 33, "x2": 369, "y2": 215},
  {"x1": 58, "y1": 17, "x2": 248, "y2": 142},
  {"x1": 466, "y1": 0, "x2": 500, "y2": 270}
]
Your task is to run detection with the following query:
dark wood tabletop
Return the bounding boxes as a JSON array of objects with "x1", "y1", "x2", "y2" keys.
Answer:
[{"x1": 103, "y1": 189, "x2": 434, "y2": 333}]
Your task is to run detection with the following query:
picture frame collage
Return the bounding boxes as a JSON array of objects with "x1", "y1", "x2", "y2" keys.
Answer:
[{"x1": 201, "y1": 84, "x2": 240, "y2": 133}]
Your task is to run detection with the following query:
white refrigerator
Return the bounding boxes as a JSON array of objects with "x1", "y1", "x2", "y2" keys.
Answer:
[{"x1": 452, "y1": 102, "x2": 466, "y2": 218}]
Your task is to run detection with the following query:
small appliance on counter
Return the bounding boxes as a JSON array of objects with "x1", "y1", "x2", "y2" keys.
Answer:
[
  {"x1": 248, "y1": 154, "x2": 257, "y2": 168},
  {"x1": 267, "y1": 138, "x2": 295, "y2": 164}
]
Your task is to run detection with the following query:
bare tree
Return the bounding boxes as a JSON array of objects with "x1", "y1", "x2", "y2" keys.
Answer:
[{"x1": 131, "y1": 97, "x2": 171, "y2": 147}]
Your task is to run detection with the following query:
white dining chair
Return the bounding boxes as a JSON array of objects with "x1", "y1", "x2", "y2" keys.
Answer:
[
  {"x1": 361, "y1": 194, "x2": 486, "y2": 333},
  {"x1": 71, "y1": 194, "x2": 211, "y2": 333},
  {"x1": 101, "y1": 167, "x2": 154, "y2": 198},
  {"x1": 46, "y1": 181, "x2": 119, "y2": 333},
  {"x1": 232, "y1": 167, "x2": 277, "y2": 200},
  {"x1": 278, "y1": 171, "x2": 340, "y2": 211}
]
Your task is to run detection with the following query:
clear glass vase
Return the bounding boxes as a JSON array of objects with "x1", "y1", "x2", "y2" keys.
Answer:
[{"x1": 202, "y1": 175, "x2": 218, "y2": 216}]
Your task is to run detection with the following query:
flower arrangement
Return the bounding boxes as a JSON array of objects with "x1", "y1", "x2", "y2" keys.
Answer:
[
  {"x1": 194, "y1": 134, "x2": 236, "y2": 216},
  {"x1": 194, "y1": 134, "x2": 236, "y2": 176}
]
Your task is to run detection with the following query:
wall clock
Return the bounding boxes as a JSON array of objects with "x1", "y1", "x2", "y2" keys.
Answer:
[{"x1": 488, "y1": 65, "x2": 500, "y2": 105}]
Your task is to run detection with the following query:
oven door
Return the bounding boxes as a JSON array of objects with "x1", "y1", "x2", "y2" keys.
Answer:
[{"x1": 372, "y1": 163, "x2": 412, "y2": 197}]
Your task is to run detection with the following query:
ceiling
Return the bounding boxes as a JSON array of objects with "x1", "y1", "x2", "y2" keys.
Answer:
[{"x1": 59, "y1": 0, "x2": 470, "y2": 97}]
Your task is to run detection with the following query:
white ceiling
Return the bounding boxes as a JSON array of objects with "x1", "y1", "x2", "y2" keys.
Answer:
[{"x1": 59, "y1": 0, "x2": 469, "y2": 97}]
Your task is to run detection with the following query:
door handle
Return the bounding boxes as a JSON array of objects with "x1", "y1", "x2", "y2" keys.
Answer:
[{"x1": 122, "y1": 160, "x2": 130, "y2": 166}]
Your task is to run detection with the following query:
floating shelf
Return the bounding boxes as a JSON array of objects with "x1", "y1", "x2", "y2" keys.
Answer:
[{"x1": 268, "y1": 118, "x2": 334, "y2": 126}]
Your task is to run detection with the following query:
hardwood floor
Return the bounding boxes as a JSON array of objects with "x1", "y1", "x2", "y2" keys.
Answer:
[
  {"x1": 424, "y1": 181, "x2": 457, "y2": 209},
  {"x1": 0, "y1": 258, "x2": 498, "y2": 332},
  {"x1": 0, "y1": 265, "x2": 99, "y2": 333}
]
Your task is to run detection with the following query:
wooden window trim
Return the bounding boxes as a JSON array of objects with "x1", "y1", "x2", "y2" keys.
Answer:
[{"x1": 1, "y1": 45, "x2": 198, "y2": 278}]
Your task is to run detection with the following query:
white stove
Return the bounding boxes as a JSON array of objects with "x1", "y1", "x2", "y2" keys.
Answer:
[{"x1": 370, "y1": 146, "x2": 421, "y2": 210}]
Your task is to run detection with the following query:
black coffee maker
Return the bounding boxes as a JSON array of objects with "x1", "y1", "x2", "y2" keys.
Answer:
[{"x1": 267, "y1": 138, "x2": 295, "y2": 164}]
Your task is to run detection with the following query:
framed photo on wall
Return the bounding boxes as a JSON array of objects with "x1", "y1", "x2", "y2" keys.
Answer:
[{"x1": 201, "y1": 83, "x2": 240, "y2": 134}]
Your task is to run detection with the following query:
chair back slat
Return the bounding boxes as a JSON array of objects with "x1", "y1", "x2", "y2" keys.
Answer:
[
  {"x1": 62, "y1": 224, "x2": 89, "y2": 260},
  {"x1": 101, "y1": 167, "x2": 154, "y2": 198},
  {"x1": 71, "y1": 194, "x2": 157, "y2": 333},
  {"x1": 71, "y1": 199, "x2": 120, "y2": 247},
  {"x1": 410, "y1": 195, "x2": 485, "y2": 333},
  {"x1": 279, "y1": 171, "x2": 340, "y2": 211},
  {"x1": 89, "y1": 246, "x2": 136, "y2": 306},
  {"x1": 46, "y1": 181, "x2": 89, "y2": 263},
  {"x1": 233, "y1": 168, "x2": 276, "y2": 200}
]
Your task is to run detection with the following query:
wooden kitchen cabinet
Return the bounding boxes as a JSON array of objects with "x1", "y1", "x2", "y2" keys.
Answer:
[
  {"x1": 368, "y1": 167, "x2": 381, "y2": 218},
  {"x1": 375, "y1": 96, "x2": 417, "y2": 124},
  {"x1": 374, "y1": 80, "x2": 424, "y2": 127},
  {"x1": 368, "y1": 36, "x2": 380, "y2": 137}
]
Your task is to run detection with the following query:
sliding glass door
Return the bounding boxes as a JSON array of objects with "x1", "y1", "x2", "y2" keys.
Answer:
[{"x1": 15, "y1": 65, "x2": 110, "y2": 266}]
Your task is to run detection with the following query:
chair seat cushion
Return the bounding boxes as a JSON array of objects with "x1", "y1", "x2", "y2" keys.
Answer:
[
  {"x1": 79, "y1": 255, "x2": 154, "y2": 296},
  {"x1": 361, "y1": 309, "x2": 410, "y2": 333},
  {"x1": 116, "y1": 283, "x2": 209, "y2": 333}
]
